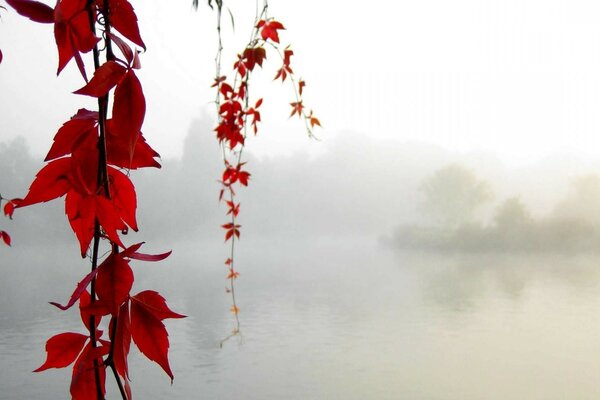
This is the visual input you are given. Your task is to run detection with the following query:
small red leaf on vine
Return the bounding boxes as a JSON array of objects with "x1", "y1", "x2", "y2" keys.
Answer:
[
  {"x1": 18, "y1": 158, "x2": 72, "y2": 208},
  {"x1": 112, "y1": 69, "x2": 146, "y2": 161},
  {"x1": 5, "y1": 0, "x2": 54, "y2": 24},
  {"x1": 130, "y1": 293, "x2": 175, "y2": 381},
  {"x1": 45, "y1": 109, "x2": 98, "y2": 161},
  {"x1": 54, "y1": 0, "x2": 99, "y2": 78},
  {"x1": 111, "y1": 302, "x2": 132, "y2": 380},
  {"x1": 96, "y1": 254, "x2": 134, "y2": 315},
  {"x1": 49, "y1": 268, "x2": 99, "y2": 311},
  {"x1": 257, "y1": 19, "x2": 285, "y2": 43},
  {"x1": 70, "y1": 342, "x2": 107, "y2": 400},
  {"x1": 34, "y1": 332, "x2": 88, "y2": 372},
  {"x1": 99, "y1": 0, "x2": 146, "y2": 49},
  {"x1": 0, "y1": 231, "x2": 11, "y2": 246},
  {"x1": 73, "y1": 60, "x2": 127, "y2": 97},
  {"x1": 298, "y1": 79, "x2": 306, "y2": 96},
  {"x1": 222, "y1": 223, "x2": 241, "y2": 241},
  {"x1": 290, "y1": 101, "x2": 304, "y2": 118},
  {"x1": 132, "y1": 290, "x2": 186, "y2": 320},
  {"x1": 225, "y1": 201, "x2": 240, "y2": 217},
  {"x1": 226, "y1": 269, "x2": 239, "y2": 279}
]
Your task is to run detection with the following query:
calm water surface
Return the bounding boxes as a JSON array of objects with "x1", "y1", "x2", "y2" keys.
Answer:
[{"x1": 2, "y1": 237, "x2": 600, "y2": 399}]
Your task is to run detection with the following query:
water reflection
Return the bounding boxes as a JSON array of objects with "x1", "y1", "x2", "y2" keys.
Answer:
[{"x1": 2, "y1": 237, "x2": 600, "y2": 399}]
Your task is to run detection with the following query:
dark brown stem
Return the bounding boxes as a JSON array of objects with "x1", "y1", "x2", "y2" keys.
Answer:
[{"x1": 86, "y1": 1, "x2": 121, "y2": 399}]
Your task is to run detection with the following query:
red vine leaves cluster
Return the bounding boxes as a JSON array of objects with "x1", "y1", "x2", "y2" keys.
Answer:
[
  {"x1": 4, "y1": 0, "x2": 183, "y2": 398},
  {"x1": 211, "y1": 3, "x2": 320, "y2": 336}
]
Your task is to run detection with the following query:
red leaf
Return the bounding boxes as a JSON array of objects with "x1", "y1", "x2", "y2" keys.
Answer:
[
  {"x1": 112, "y1": 70, "x2": 145, "y2": 162},
  {"x1": 111, "y1": 302, "x2": 132, "y2": 379},
  {"x1": 5, "y1": 0, "x2": 54, "y2": 23},
  {"x1": 65, "y1": 191, "x2": 96, "y2": 256},
  {"x1": 101, "y1": 0, "x2": 145, "y2": 49},
  {"x1": 96, "y1": 254, "x2": 134, "y2": 315},
  {"x1": 45, "y1": 109, "x2": 98, "y2": 161},
  {"x1": 54, "y1": 0, "x2": 99, "y2": 77},
  {"x1": 298, "y1": 79, "x2": 305, "y2": 96},
  {"x1": 106, "y1": 121, "x2": 161, "y2": 169},
  {"x1": 107, "y1": 32, "x2": 134, "y2": 65},
  {"x1": 34, "y1": 332, "x2": 88, "y2": 372},
  {"x1": 119, "y1": 242, "x2": 172, "y2": 262},
  {"x1": 226, "y1": 269, "x2": 239, "y2": 279},
  {"x1": 95, "y1": 196, "x2": 126, "y2": 248},
  {"x1": 257, "y1": 19, "x2": 285, "y2": 43},
  {"x1": 18, "y1": 158, "x2": 72, "y2": 208},
  {"x1": 242, "y1": 47, "x2": 267, "y2": 71},
  {"x1": 0, "y1": 231, "x2": 11, "y2": 246},
  {"x1": 132, "y1": 291, "x2": 186, "y2": 320},
  {"x1": 79, "y1": 291, "x2": 106, "y2": 330},
  {"x1": 70, "y1": 342, "x2": 107, "y2": 400},
  {"x1": 73, "y1": 60, "x2": 127, "y2": 97},
  {"x1": 108, "y1": 167, "x2": 138, "y2": 231},
  {"x1": 130, "y1": 296, "x2": 175, "y2": 381},
  {"x1": 3, "y1": 200, "x2": 17, "y2": 218},
  {"x1": 289, "y1": 101, "x2": 304, "y2": 118},
  {"x1": 0, "y1": 49, "x2": 3, "y2": 64},
  {"x1": 49, "y1": 268, "x2": 99, "y2": 311}
]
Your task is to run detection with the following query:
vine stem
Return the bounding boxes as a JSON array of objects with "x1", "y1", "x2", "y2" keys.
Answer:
[
  {"x1": 86, "y1": 1, "x2": 126, "y2": 399},
  {"x1": 213, "y1": 0, "x2": 270, "y2": 346}
]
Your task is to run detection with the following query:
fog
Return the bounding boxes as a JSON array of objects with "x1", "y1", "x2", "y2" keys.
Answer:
[{"x1": 4, "y1": 123, "x2": 600, "y2": 398}]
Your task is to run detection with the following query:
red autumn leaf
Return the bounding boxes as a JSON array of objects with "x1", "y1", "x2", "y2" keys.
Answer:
[
  {"x1": 132, "y1": 291, "x2": 186, "y2": 320},
  {"x1": 243, "y1": 47, "x2": 267, "y2": 71},
  {"x1": 222, "y1": 223, "x2": 241, "y2": 241},
  {"x1": 112, "y1": 70, "x2": 145, "y2": 161},
  {"x1": 107, "y1": 32, "x2": 134, "y2": 65},
  {"x1": 95, "y1": 196, "x2": 127, "y2": 248},
  {"x1": 68, "y1": 132, "x2": 100, "y2": 196},
  {"x1": 3, "y1": 199, "x2": 18, "y2": 218},
  {"x1": 225, "y1": 200, "x2": 240, "y2": 217},
  {"x1": 49, "y1": 268, "x2": 99, "y2": 311},
  {"x1": 34, "y1": 332, "x2": 88, "y2": 372},
  {"x1": 257, "y1": 19, "x2": 285, "y2": 43},
  {"x1": 289, "y1": 101, "x2": 304, "y2": 118},
  {"x1": 298, "y1": 79, "x2": 305, "y2": 96},
  {"x1": 95, "y1": 254, "x2": 134, "y2": 315},
  {"x1": 0, "y1": 231, "x2": 11, "y2": 246},
  {"x1": 110, "y1": 302, "x2": 132, "y2": 379},
  {"x1": 79, "y1": 291, "x2": 105, "y2": 331},
  {"x1": 307, "y1": 109, "x2": 321, "y2": 127},
  {"x1": 99, "y1": 0, "x2": 145, "y2": 49},
  {"x1": 130, "y1": 295, "x2": 175, "y2": 381},
  {"x1": 106, "y1": 121, "x2": 161, "y2": 169},
  {"x1": 65, "y1": 191, "x2": 96, "y2": 256},
  {"x1": 70, "y1": 342, "x2": 107, "y2": 400},
  {"x1": 108, "y1": 167, "x2": 138, "y2": 231},
  {"x1": 237, "y1": 170, "x2": 250, "y2": 186},
  {"x1": 45, "y1": 110, "x2": 98, "y2": 161},
  {"x1": 54, "y1": 0, "x2": 99, "y2": 78},
  {"x1": 211, "y1": 75, "x2": 226, "y2": 87},
  {"x1": 0, "y1": 49, "x2": 3, "y2": 64},
  {"x1": 119, "y1": 242, "x2": 172, "y2": 262},
  {"x1": 18, "y1": 158, "x2": 72, "y2": 208},
  {"x1": 73, "y1": 60, "x2": 127, "y2": 97},
  {"x1": 226, "y1": 268, "x2": 239, "y2": 279},
  {"x1": 5, "y1": 0, "x2": 54, "y2": 23}
]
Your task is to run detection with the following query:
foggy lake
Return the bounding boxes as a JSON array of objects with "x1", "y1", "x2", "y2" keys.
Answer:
[{"x1": 2, "y1": 235, "x2": 600, "y2": 399}]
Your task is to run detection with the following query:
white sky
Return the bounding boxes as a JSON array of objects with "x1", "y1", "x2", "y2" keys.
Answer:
[{"x1": 2, "y1": 0, "x2": 600, "y2": 166}]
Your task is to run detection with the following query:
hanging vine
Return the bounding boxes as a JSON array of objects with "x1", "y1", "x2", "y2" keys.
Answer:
[{"x1": 199, "y1": 0, "x2": 321, "y2": 343}]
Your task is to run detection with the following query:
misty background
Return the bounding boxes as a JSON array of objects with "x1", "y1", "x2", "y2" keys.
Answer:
[
  {"x1": 3, "y1": 114, "x2": 600, "y2": 398},
  {"x1": 3, "y1": 0, "x2": 600, "y2": 395}
]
